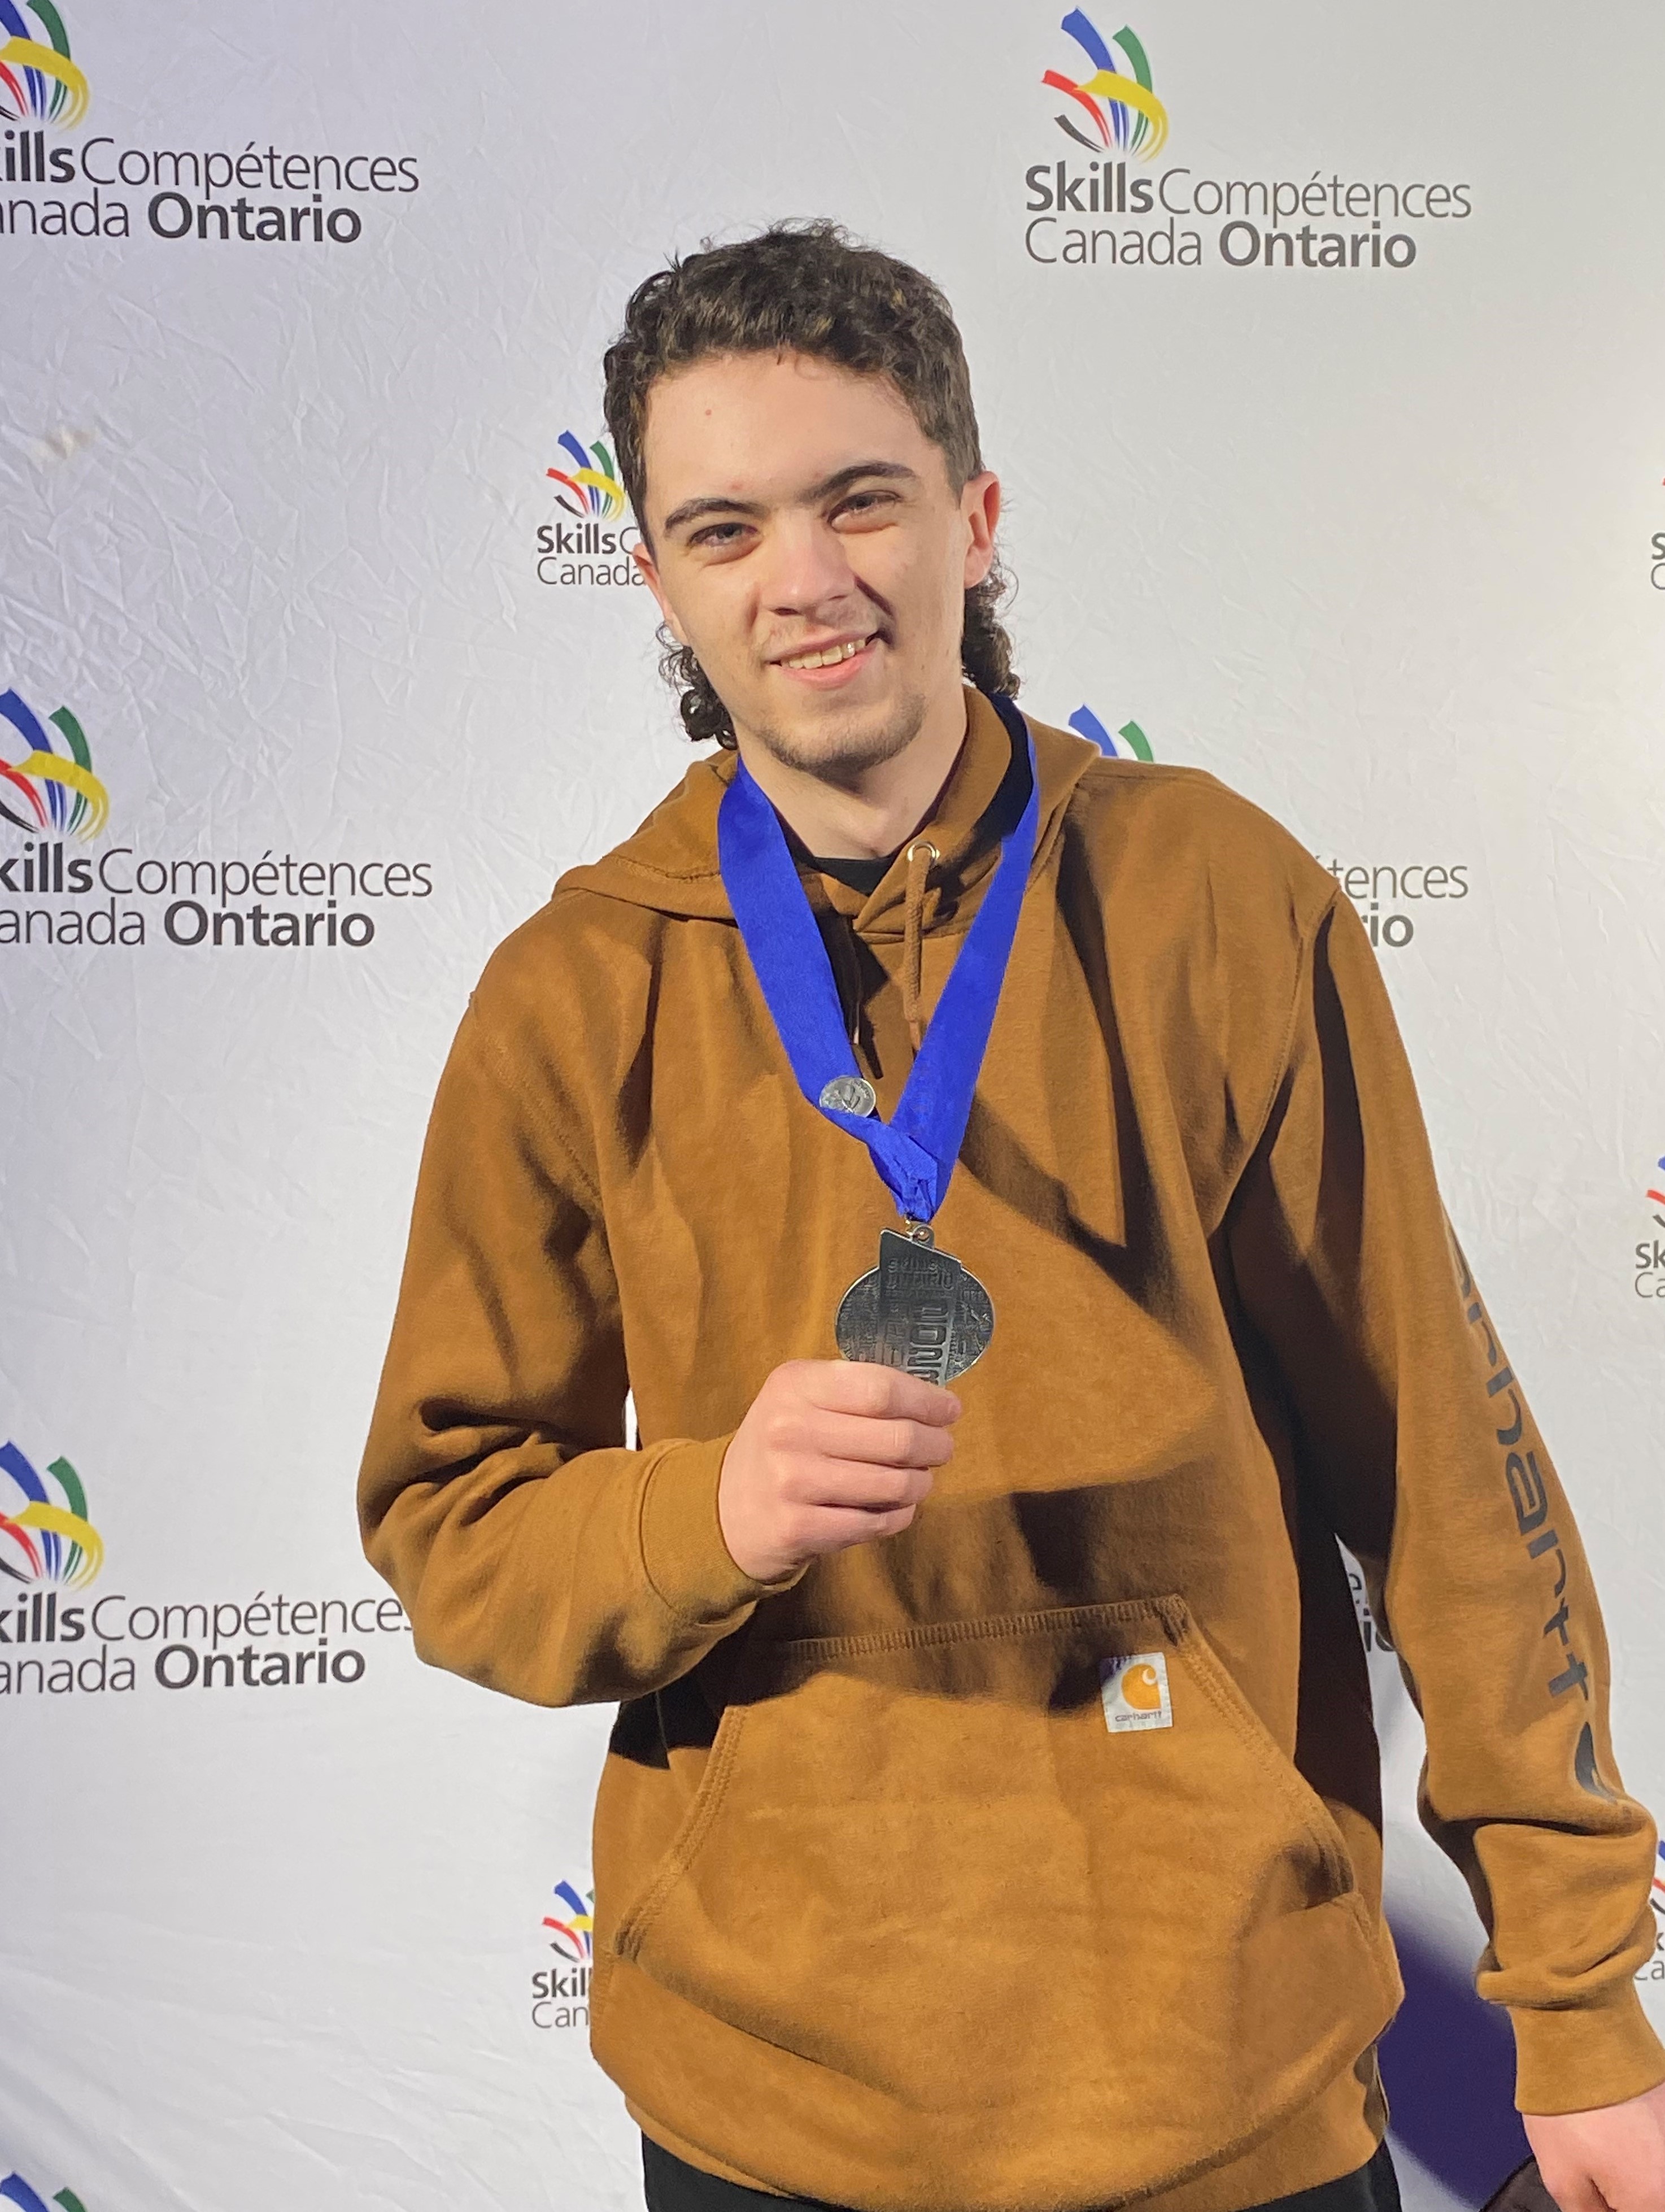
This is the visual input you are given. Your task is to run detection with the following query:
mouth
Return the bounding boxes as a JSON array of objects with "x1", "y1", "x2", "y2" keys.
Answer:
[{"x1": 771, "y1": 632, "x2": 882, "y2": 687}]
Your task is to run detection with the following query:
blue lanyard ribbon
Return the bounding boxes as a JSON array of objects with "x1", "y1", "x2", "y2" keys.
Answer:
[{"x1": 717, "y1": 692, "x2": 1040, "y2": 1225}]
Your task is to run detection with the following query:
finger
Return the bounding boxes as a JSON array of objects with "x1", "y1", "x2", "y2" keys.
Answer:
[
  {"x1": 811, "y1": 1360, "x2": 962, "y2": 1425},
  {"x1": 805, "y1": 1408, "x2": 957, "y2": 1470},
  {"x1": 800, "y1": 1502, "x2": 920, "y2": 1555},
  {"x1": 1532, "y1": 2165, "x2": 1610, "y2": 2212},
  {"x1": 795, "y1": 1456, "x2": 936, "y2": 1512}
]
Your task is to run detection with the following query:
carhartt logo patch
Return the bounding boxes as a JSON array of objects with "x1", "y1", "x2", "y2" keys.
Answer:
[{"x1": 1100, "y1": 1651, "x2": 1172, "y2": 1732}]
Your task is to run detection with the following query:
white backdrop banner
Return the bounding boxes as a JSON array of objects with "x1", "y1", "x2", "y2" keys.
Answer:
[{"x1": 3, "y1": 2, "x2": 1663, "y2": 2207}]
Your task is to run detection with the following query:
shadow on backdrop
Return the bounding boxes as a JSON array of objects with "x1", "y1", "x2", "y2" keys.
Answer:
[{"x1": 1381, "y1": 1919, "x2": 1529, "y2": 2206}]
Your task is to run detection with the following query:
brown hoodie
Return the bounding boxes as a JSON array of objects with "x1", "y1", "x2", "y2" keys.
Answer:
[{"x1": 360, "y1": 690, "x2": 1663, "y2": 2212}]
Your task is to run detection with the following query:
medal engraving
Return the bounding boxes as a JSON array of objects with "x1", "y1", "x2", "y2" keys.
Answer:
[{"x1": 835, "y1": 1227, "x2": 995, "y2": 1382}]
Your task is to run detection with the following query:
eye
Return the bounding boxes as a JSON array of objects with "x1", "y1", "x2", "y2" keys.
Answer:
[
  {"x1": 687, "y1": 520, "x2": 752, "y2": 549},
  {"x1": 835, "y1": 490, "x2": 897, "y2": 519}
]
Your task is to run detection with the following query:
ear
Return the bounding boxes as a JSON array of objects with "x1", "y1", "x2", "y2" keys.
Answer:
[
  {"x1": 960, "y1": 471, "x2": 1001, "y2": 589},
  {"x1": 631, "y1": 536, "x2": 690, "y2": 645}
]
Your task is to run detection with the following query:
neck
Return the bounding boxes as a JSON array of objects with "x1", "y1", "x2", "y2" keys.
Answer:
[{"x1": 733, "y1": 683, "x2": 970, "y2": 859}]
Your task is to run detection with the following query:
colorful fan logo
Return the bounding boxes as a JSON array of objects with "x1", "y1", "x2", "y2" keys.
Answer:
[
  {"x1": 0, "y1": 2173, "x2": 86, "y2": 2212},
  {"x1": 0, "y1": 0, "x2": 88, "y2": 127},
  {"x1": 547, "y1": 433, "x2": 625, "y2": 522},
  {"x1": 1653, "y1": 1840, "x2": 1664, "y2": 1917},
  {"x1": 1647, "y1": 1158, "x2": 1665, "y2": 1230},
  {"x1": 1069, "y1": 705, "x2": 1154, "y2": 761},
  {"x1": 0, "y1": 1442, "x2": 102, "y2": 1590},
  {"x1": 0, "y1": 691, "x2": 109, "y2": 841},
  {"x1": 541, "y1": 1879, "x2": 594, "y2": 1963},
  {"x1": 1044, "y1": 11, "x2": 1167, "y2": 160}
]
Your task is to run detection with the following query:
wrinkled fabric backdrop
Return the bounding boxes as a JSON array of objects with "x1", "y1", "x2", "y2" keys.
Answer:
[{"x1": 2, "y1": 2, "x2": 1662, "y2": 2206}]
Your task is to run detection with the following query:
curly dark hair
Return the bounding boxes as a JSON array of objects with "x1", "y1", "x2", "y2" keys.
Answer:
[{"x1": 602, "y1": 219, "x2": 1017, "y2": 748}]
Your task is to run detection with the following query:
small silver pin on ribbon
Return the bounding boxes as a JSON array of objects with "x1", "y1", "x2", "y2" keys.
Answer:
[{"x1": 819, "y1": 1074, "x2": 877, "y2": 1117}]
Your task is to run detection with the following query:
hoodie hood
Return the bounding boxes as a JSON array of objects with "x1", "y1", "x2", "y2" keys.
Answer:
[{"x1": 557, "y1": 687, "x2": 1103, "y2": 940}]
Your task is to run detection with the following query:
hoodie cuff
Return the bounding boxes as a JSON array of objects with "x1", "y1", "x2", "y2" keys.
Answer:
[
  {"x1": 1511, "y1": 1985, "x2": 1665, "y2": 2114},
  {"x1": 638, "y1": 1434, "x2": 804, "y2": 1627}
]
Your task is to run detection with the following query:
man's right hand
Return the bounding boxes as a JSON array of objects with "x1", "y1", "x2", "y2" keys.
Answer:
[{"x1": 717, "y1": 1359, "x2": 961, "y2": 1583}]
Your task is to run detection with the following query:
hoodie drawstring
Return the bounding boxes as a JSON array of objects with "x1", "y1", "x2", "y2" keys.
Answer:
[{"x1": 901, "y1": 839, "x2": 939, "y2": 1053}]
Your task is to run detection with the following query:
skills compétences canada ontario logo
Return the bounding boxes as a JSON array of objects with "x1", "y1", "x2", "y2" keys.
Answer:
[
  {"x1": 0, "y1": 1, "x2": 422, "y2": 245},
  {"x1": 1023, "y1": 8, "x2": 1472, "y2": 275},
  {"x1": 535, "y1": 432, "x2": 644, "y2": 589},
  {"x1": 0, "y1": 683, "x2": 438, "y2": 954},
  {"x1": 0, "y1": 1426, "x2": 416, "y2": 1701},
  {"x1": 530, "y1": 1879, "x2": 595, "y2": 2029}
]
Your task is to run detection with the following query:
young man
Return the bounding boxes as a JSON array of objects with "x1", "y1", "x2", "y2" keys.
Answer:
[{"x1": 359, "y1": 223, "x2": 1665, "y2": 2212}]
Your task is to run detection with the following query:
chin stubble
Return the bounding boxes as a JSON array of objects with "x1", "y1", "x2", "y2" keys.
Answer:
[{"x1": 744, "y1": 688, "x2": 930, "y2": 790}]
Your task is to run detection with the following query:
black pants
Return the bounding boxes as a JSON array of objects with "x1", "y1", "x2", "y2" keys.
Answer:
[{"x1": 643, "y1": 2135, "x2": 1402, "y2": 2212}]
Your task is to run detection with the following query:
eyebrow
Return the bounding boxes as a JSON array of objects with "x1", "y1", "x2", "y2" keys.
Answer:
[{"x1": 660, "y1": 458, "x2": 919, "y2": 538}]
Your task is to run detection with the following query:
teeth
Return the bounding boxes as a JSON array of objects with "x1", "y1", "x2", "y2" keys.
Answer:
[{"x1": 782, "y1": 639, "x2": 865, "y2": 670}]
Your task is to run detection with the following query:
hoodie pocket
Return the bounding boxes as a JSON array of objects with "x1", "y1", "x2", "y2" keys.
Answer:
[{"x1": 613, "y1": 1595, "x2": 1392, "y2": 2157}]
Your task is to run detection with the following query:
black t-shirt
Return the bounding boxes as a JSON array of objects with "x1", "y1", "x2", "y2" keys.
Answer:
[{"x1": 809, "y1": 850, "x2": 896, "y2": 896}]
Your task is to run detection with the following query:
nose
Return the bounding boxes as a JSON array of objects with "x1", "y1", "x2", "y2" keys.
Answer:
[{"x1": 758, "y1": 509, "x2": 866, "y2": 621}]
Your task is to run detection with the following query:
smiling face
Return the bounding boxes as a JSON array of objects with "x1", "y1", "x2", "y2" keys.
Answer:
[{"x1": 633, "y1": 350, "x2": 999, "y2": 787}]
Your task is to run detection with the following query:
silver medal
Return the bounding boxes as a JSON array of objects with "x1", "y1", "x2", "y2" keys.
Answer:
[{"x1": 835, "y1": 1225, "x2": 995, "y2": 1384}]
